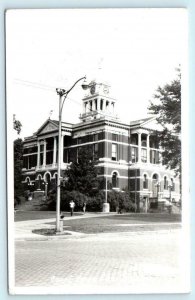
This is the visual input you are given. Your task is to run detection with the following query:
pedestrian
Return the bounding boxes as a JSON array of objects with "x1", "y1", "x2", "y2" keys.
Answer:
[
  {"x1": 83, "y1": 202, "x2": 86, "y2": 214},
  {"x1": 69, "y1": 200, "x2": 75, "y2": 216}
]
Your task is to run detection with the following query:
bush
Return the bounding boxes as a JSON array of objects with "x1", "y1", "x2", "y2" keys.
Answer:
[
  {"x1": 107, "y1": 190, "x2": 135, "y2": 212},
  {"x1": 46, "y1": 189, "x2": 105, "y2": 212},
  {"x1": 46, "y1": 188, "x2": 135, "y2": 213},
  {"x1": 60, "y1": 190, "x2": 88, "y2": 211}
]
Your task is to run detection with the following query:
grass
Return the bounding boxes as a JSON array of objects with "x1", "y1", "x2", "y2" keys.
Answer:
[
  {"x1": 47, "y1": 213, "x2": 182, "y2": 234},
  {"x1": 14, "y1": 210, "x2": 83, "y2": 222},
  {"x1": 15, "y1": 211, "x2": 182, "y2": 234}
]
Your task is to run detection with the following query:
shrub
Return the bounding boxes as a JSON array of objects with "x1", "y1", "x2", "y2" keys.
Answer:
[{"x1": 108, "y1": 190, "x2": 135, "y2": 212}]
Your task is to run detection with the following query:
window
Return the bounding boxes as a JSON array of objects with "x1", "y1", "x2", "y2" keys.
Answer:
[
  {"x1": 89, "y1": 100, "x2": 92, "y2": 111},
  {"x1": 46, "y1": 138, "x2": 53, "y2": 150},
  {"x1": 78, "y1": 137, "x2": 82, "y2": 144},
  {"x1": 94, "y1": 134, "x2": 98, "y2": 141},
  {"x1": 40, "y1": 144, "x2": 44, "y2": 166},
  {"x1": 131, "y1": 137, "x2": 137, "y2": 145},
  {"x1": 112, "y1": 144, "x2": 117, "y2": 161},
  {"x1": 150, "y1": 150, "x2": 160, "y2": 164},
  {"x1": 93, "y1": 143, "x2": 99, "y2": 160},
  {"x1": 38, "y1": 175, "x2": 42, "y2": 190},
  {"x1": 143, "y1": 174, "x2": 148, "y2": 189},
  {"x1": 40, "y1": 153, "x2": 43, "y2": 165},
  {"x1": 29, "y1": 154, "x2": 37, "y2": 168},
  {"x1": 131, "y1": 146, "x2": 138, "y2": 163},
  {"x1": 171, "y1": 178, "x2": 175, "y2": 191},
  {"x1": 23, "y1": 146, "x2": 37, "y2": 154},
  {"x1": 46, "y1": 151, "x2": 53, "y2": 165},
  {"x1": 100, "y1": 99, "x2": 103, "y2": 110},
  {"x1": 95, "y1": 99, "x2": 97, "y2": 110},
  {"x1": 23, "y1": 156, "x2": 28, "y2": 169},
  {"x1": 141, "y1": 148, "x2": 147, "y2": 163},
  {"x1": 164, "y1": 176, "x2": 168, "y2": 190},
  {"x1": 112, "y1": 172, "x2": 118, "y2": 188},
  {"x1": 112, "y1": 133, "x2": 117, "y2": 141},
  {"x1": 63, "y1": 149, "x2": 69, "y2": 163}
]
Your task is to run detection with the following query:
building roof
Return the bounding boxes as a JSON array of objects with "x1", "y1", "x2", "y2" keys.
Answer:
[{"x1": 130, "y1": 117, "x2": 154, "y2": 126}]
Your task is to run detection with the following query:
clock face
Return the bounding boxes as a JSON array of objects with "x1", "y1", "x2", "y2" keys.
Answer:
[
  {"x1": 103, "y1": 86, "x2": 109, "y2": 94},
  {"x1": 90, "y1": 85, "x2": 96, "y2": 95}
]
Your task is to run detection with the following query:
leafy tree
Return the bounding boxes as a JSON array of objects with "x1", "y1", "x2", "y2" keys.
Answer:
[
  {"x1": 14, "y1": 138, "x2": 24, "y2": 206},
  {"x1": 13, "y1": 116, "x2": 23, "y2": 206},
  {"x1": 13, "y1": 114, "x2": 22, "y2": 135},
  {"x1": 46, "y1": 147, "x2": 100, "y2": 211},
  {"x1": 148, "y1": 69, "x2": 181, "y2": 174},
  {"x1": 65, "y1": 146, "x2": 99, "y2": 196}
]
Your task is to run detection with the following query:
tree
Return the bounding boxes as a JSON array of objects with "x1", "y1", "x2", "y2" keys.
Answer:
[
  {"x1": 13, "y1": 116, "x2": 23, "y2": 206},
  {"x1": 46, "y1": 146, "x2": 101, "y2": 211},
  {"x1": 14, "y1": 138, "x2": 24, "y2": 206},
  {"x1": 13, "y1": 114, "x2": 22, "y2": 135},
  {"x1": 65, "y1": 146, "x2": 99, "y2": 196},
  {"x1": 148, "y1": 69, "x2": 181, "y2": 174}
]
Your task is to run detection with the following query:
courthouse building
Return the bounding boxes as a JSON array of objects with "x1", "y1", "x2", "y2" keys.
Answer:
[{"x1": 22, "y1": 80, "x2": 180, "y2": 211}]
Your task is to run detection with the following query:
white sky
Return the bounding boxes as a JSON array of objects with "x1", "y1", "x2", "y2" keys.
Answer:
[{"x1": 6, "y1": 8, "x2": 187, "y2": 139}]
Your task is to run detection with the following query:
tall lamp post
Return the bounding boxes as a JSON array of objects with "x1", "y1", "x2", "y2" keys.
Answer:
[
  {"x1": 103, "y1": 128, "x2": 110, "y2": 213},
  {"x1": 55, "y1": 76, "x2": 88, "y2": 232},
  {"x1": 168, "y1": 183, "x2": 173, "y2": 203},
  {"x1": 156, "y1": 181, "x2": 160, "y2": 207}
]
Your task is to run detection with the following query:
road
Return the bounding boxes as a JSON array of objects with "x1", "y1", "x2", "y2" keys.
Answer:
[{"x1": 14, "y1": 228, "x2": 188, "y2": 294}]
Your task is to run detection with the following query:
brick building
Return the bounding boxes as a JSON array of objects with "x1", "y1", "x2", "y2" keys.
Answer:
[{"x1": 22, "y1": 80, "x2": 180, "y2": 211}]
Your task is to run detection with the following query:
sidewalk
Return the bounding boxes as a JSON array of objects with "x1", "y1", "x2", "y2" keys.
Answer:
[{"x1": 15, "y1": 212, "x2": 115, "y2": 241}]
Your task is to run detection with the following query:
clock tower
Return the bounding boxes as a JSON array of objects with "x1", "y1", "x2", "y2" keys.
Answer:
[{"x1": 80, "y1": 80, "x2": 118, "y2": 122}]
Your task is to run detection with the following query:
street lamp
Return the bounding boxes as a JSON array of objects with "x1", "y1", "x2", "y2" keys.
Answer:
[
  {"x1": 156, "y1": 181, "x2": 160, "y2": 207},
  {"x1": 55, "y1": 76, "x2": 87, "y2": 232},
  {"x1": 44, "y1": 182, "x2": 48, "y2": 202},
  {"x1": 168, "y1": 183, "x2": 173, "y2": 203}
]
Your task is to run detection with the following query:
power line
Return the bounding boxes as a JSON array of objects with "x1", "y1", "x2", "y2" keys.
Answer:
[
  {"x1": 14, "y1": 78, "x2": 116, "y2": 119},
  {"x1": 14, "y1": 79, "x2": 55, "y2": 92}
]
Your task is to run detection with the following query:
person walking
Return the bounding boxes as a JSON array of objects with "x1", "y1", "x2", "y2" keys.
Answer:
[
  {"x1": 83, "y1": 202, "x2": 86, "y2": 214},
  {"x1": 69, "y1": 200, "x2": 75, "y2": 216}
]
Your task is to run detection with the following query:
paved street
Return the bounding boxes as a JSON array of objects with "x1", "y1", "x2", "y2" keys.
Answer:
[{"x1": 14, "y1": 228, "x2": 188, "y2": 294}]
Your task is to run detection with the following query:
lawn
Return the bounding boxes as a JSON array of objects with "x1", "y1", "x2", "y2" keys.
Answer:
[
  {"x1": 14, "y1": 211, "x2": 83, "y2": 222},
  {"x1": 48, "y1": 213, "x2": 182, "y2": 234},
  {"x1": 15, "y1": 211, "x2": 181, "y2": 234}
]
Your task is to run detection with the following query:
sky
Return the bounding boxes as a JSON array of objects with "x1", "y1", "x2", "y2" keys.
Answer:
[{"x1": 6, "y1": 8, "x2": 187, "y2": 139}]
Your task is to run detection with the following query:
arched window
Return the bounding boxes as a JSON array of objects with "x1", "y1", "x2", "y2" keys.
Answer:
[
  {"x1": 44, "y1": 173, "x2": 51, "y2": 191},
  {"x1": 164, "y1": 176, "x2": 168, "y2": 190},
  {"x1": 152, "y1": 174, "x2": 160, "y2": 197},
  {"x1": 171, "y1": 178, "x2": 175, "y2": 191},
  {"x1": 143, "y1": 174, "x2": 148, "y2": 189},
  {"x1": 112, "y1": 172, "x2": 118, "y2": 188},
  {"x1": 38, "y1": 175, "x2": 42, "y2": 190},
  {"x1": 152, "y1": 173, "x2": 158, "y2": 181},
  {"x1": 45, "y1": 173, "x2": 51, "y2": 183},
  {"x1": 54, "y1": 173, "x2": 58, "y2": 186}
]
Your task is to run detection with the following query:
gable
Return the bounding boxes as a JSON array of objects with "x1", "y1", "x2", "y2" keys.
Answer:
[
  {"x1": 35, "y1": 120, "x2": 58, "y2": 135},
  {"x1": 142, "y1": 118, "x2": 163, "y2": 131},
  {"x1": 40, "y1": 122, "x2": 58, "y2": 134}
]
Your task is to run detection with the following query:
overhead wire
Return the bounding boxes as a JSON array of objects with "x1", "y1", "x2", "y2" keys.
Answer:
[{"x1": 14, "y1": 78, "x2": 116, "y2": 119}]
